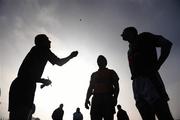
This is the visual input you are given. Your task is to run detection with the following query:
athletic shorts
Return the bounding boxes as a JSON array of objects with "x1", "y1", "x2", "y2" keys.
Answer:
[{"x1": 132, "y1": 76, "x2": 161, "y2": 105}]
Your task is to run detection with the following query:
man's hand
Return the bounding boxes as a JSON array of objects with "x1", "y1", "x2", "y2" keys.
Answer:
[
  {"x1": 85, "y1": 99, "x2": 91, "y2": 109},
  {"x1": 70, "y1": 51, "x2": 78, "y2": 58},
  {"x1": 40, "y1": 78, "x2": 52, "y2": 89}
]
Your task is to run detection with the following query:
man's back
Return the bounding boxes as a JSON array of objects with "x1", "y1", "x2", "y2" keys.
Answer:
[
  {"x1": 128, "y1": 32, "x2": 159, "y2": 79},
  {"x1": 52, "y1": 108, "x2": 64, "y2": 120},
  {"x1": 73, "y1": 111, "x2": 83, "y2": 120},
  {"x1": 117, "y1": 109, "x2": 129, "y2": 120},
  {"x1": 18, "y1": 46, "x2": 58, "y2": 80}
]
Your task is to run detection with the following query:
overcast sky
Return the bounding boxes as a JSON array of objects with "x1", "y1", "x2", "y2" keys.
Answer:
[{"x1": 0, "y1": 0, "x2": 180, "y2": 119}]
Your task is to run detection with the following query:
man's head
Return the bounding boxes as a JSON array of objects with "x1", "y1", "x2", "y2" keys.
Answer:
[
  {"x1": 121, "y1": 27, "x2": 138, "y2": 43},
  {"x1": 34, "y1": 34, "x2": 51, "y2": 48},
  {"x1": 117, "y1": 104, "x2": 122, "y2": 110},
  {"x1": 76, "y1": 107, "x2": 80, "y2": 112},
  {"x1": 59, "y1": 104, "x2": 63, "y2": 109},
  {"x1": 97, "y1": 55, "x2": 107, "y2": 68}
]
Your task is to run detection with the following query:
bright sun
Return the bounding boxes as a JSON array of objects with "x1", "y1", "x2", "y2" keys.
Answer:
[{"x1": 33, "y1": 55, "x2": 96, "y2": 120}]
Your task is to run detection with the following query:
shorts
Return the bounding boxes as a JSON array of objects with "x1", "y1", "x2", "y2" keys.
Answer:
[
  {"x1": 9, "y1": 78, "x2": 36, "y2": 111},
  {"x1": 133, "y1": 76, "x2": 161, "y2": 105},
  {"x1": 90, "y1": 94, "x2": 115, "y2": 116}
]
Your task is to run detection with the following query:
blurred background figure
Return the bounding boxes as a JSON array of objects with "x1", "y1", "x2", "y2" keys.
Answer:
[
  {"x1": 52, "y1": 103, "x2": 64, "y2": 120},
  {"x1": 73, "y1": 107, "x2": 83, "y2": 120},
  {"x1": 117, "y1": 104, "x2": 129, "y2": 120},
  {"x1": 0, "y1": 88, "x2": 1, "y2": 104}
]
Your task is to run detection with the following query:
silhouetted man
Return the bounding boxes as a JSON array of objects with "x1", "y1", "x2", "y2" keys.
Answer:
[
  {"x1": 117, "y1": 104, "x2": 129, "y2": 120},
  {"x1": 73, "y1": 107, "x2": 83, "y2": 120},
  {"x1": 52, "y1": 104, "x2": 64, "y2": 120},
  {"x1": 85, "y1": 55, "x2": 119, "y2": 120},
  {"x1": 121, "y1": 27, "x2": 174, "y2": 120},
  {"x1": 8, "y1": 34, "x2": 78, "y2": 120},
  {"x1": 0, "y1": 88, "x2": 1, "y2": 104}
]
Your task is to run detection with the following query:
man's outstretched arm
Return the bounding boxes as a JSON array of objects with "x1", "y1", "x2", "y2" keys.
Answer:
[{"x1": 56, "y1": 51, "x2": 78, "y2": 66}]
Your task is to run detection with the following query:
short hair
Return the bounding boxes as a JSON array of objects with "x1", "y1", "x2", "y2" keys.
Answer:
[
  {"x1": 34, "y1": 34, "x2": 49, "y2": 46},
  {"x1": 97, "y1": 55, "x2": 107, "y2": 67},
  {"x1": 59, "y1": 104, "x2": 63, "y2": 108},
  {"x1": 117, "y1": 104, "x2": 121, "y2": 109},
  {"x1": 76, "y1": 107, "x2": 80, "y2": 112},
  {"x1": 123, "y1": 27, "x2": 138, "y2": 35}
]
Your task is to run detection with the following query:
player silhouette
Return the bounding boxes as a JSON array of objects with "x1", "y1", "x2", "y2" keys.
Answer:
[{"x1": 8, "y1": 34, "x2": 78, "y2": 120}]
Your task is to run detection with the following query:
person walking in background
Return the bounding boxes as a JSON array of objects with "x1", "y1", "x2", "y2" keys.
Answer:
[
  {"x1": 52, "y1": 104, "x2": 64, "y2": 120},
  {"x1": 8, "y1": 34, "x2": 78, "y2": 120},
  {"x1": 73, "y1": 107, "x2": 83, "y2": 120},
  {"x1": 0, "y1": 88, "x2": 1, "y2": 104},
  {"x1": 121, "y1": 26, "x2": 174, "y2": 120},
  {"x1": 85, "y1": 55, "x2": 120, "y2": 120},
  {"x1": 117, "y1": 104, "x2": 129, "y2": 120}
]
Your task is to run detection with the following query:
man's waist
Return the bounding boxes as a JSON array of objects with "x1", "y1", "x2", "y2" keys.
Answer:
[
  {"x1": 94, "y1": 84, "x2": 113, "y2": 93},
  {"x1": 131, "y1": 72, "x2": 158, "y2": 80},
  {"x1": 93, "y1": 93, "x2": 113, "y2": 97}
]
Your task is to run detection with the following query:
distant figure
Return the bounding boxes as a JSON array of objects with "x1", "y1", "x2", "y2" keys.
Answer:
[
  {"x1": 8, "y1": 34, "x2": 78, "y2": 120},
  {"x1": 73, "y1": 107, "x2": 83, "y2": 120},
  {"x1": 34, "y1": 118, "x2": 40, "y2": 120},
  {"x1": 117, "y1": 104, "x2": 129, "y2": 120},
  {"x1": 31, "y1": 117, "x2": 40, "y2": 120},
  {"x1": 52, "y1": 104, "x2": 64, "y2": 120},
  {"x1": 85, "y1": 55, "x2": 120, "y2": 120},
  {"x1": 121, "y1": 27, "x2": 174, "y2": 120},
  {"x1": 0, "y1": 88, "x2": 1, "y2": 104}
]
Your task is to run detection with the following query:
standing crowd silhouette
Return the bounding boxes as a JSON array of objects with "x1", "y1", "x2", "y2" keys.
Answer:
[{"x1": 8, "y1": 26, "x2": 174, "y2": 120}]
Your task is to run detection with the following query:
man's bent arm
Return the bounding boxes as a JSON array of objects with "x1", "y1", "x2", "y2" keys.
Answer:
[{"x1": 157, "y1": 36, "x2": 172, "y2": 70}]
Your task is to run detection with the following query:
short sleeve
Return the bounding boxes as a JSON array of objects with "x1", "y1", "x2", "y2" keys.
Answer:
[
  {"x1": 90, "y1": 72, "x2": 96, "y2": 84},
  {"x1": 153, "y1": 35, "x2": 172, "y2": 48},
  {"x1": 139, "y1": 32, "x2": 172, "y2": 47},
  {"x1": 111, "y1": 70, "x2": 119, "y2": 82}
]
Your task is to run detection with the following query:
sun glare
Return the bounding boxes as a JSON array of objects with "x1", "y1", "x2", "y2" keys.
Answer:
[{"x1": 34, "y1": 56, "x2": 95, "y2": 120}]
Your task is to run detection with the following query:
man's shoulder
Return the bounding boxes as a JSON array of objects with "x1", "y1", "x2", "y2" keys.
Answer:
[
  {"x1": 138, "y1": 32, "x2": 154, "y2": 40},
  {"x1": 30, "y1": 46, "x2": 51, "y2": 54},
  {"x1": 100, "y1": 68, "x2": 116, "y2": 74},
  {"x1": 92, "y1": 68, "x2": 117, "y2": 76},
  {"x1": 92, "y1": 71, "x2": 98, "y2": 75},
  {"x1": 106, "y1": 68, "x2": 117, "y2": 75},
  {"x1": 108, "y1": 68, "x2": 115, "y2": 72},
  {"x1": 55, "y1": 108, "x2": 62, "y2": 112},
  {"x1": 139, "y1": 32, "x2": 154, "y2": 36},
  {"x1": 122, "y1": 109, "x2": 127, "y2": 112},
  {"x1": 138, "y1": 32, "x2": 158, "y2": 44},
  {"x1": 118, "y1": 109, "x2": 127, "y2": 114}
]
